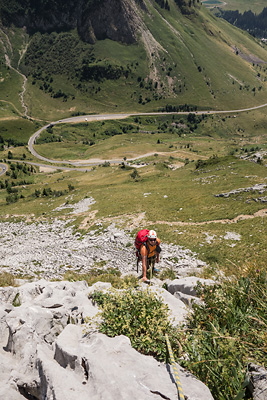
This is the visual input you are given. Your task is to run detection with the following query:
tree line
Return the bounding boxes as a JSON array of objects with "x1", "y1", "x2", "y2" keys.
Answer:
[{"x1": 217, "y1": 7, "x2": 267, "y2": 38}]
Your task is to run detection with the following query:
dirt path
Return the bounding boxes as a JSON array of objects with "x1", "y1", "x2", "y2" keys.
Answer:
[
  {"x1": 1, "y1": 26, "x2": 29, "y2": 118},
  {"x1": 77, "y1": 209, "x2": 267, "y2": 233},
  {"x1": 147, "y1": 208, "x2": 267, "y2": 226},
  {"x1": 4, "y1": 53, "x2": 29, "y2": 117}
]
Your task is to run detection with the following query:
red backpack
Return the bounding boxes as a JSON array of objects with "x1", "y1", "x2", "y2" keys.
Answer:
[{"x1": 135, "y1": 229, "x2": 150, "y2": 256}]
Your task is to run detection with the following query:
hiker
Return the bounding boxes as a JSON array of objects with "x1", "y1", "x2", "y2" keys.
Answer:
[{"x1": 140, "y1": 230, "x2": 161, "y2": 283}]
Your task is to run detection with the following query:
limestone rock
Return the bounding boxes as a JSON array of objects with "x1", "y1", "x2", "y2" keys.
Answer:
[
  {"x1": 167, "y1": 277, "x2": 215, "y2": 297},
  {"x1": 148, "y1": 285, "x2": 188, "y2": 325},
  {"x1": 0, "y1": 279, "x2": 214, "y2": 399},
  {"x1": 174, "y1": 290, "x2": 203, "y2": 307},
  {"x1": 248, "y1": 363, "x2": 267, "y2": 400},
  {"x1": 51, "y1": 325, "x2": 214, "y2": 400}
]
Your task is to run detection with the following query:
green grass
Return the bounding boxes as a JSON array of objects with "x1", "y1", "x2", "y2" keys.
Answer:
[
  {"x1": 0, "y1": 66, "x2": 25, "y2": 114},
  {"x1": 0, "y1": 118, "x2": 38, "y2": 144},
  {"x1": 1, "y1": 136, "x2": 266, "y2": 272},
  {"x1": 0, "y1": 100, "x2": 21, "y2": 118},
  {"x1": 64, "y1": 267, "x2": 139, "y2": 288},
  {"x1": 29, "y1": 111, "x2": 267, "y2": 163}
]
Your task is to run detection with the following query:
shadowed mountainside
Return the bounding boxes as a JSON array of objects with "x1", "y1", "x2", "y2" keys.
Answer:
[{"x1": 0, "y1": 0, "x2": 267, "y2": 118}]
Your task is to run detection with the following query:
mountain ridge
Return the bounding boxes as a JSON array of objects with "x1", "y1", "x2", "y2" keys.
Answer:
[{"x1": 0, "y1": 0, "x2": 267, "y2": 118}]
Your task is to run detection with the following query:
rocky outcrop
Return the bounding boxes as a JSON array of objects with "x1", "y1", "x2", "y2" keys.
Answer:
[
  {"x1": 247, "y1": 363, "x2": 267, "y2": 400},
  {"x1": 78, "y1": 0, "x2": 142, "y2": 44},
  {"x1": 0, "y1": 279, "x2": 214, "y2": 399},
  {"x1": 1, "y1": 0, "x2": 147, "y2": 44},
  {"x1": 167, "y1": 276, "x2": 215, "y2": 307},
  {"x1": 215, "y1": 183, "x2": 267, "y2": 198},
  {"x1": 167, "y1": 276, "x2": 214, "y2": 297}
]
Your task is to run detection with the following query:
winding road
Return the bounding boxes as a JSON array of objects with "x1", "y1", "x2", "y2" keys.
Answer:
[
  {"x1": 27, "y1": 103, "x2": 267, "y2": 168},
  {"x1": 1, "y1": 101, "x2": 267, "y2": 176},
  {"x1": 1, "y1": 107, "x2": 267, "y2": 225}
]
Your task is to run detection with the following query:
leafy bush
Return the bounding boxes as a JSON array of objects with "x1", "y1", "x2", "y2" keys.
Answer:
[
  {"x1": 83, "y1": 264, "x2": 265, "y2": 399},
  {"x1": 177, "y1": 266, "x2": 267, "y2": 400},
  {"x1": 130, "y1": 168, "x2": 140, "y2": 181},
  {"x1": 88, "y1": 288, "x2": 179, "y2": 361},
  {"x1": 195, "y1": 154, "x2": 220, "y2": 169},
  {"x1": 81, "y1": 63, "x2": 126, "y2": 82}
]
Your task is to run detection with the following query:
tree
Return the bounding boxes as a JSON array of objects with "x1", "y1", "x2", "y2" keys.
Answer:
[
  {"x1": 11, "y1": 170, "x2": 17, "y2": 179},
  {"x1": 130, "y1": 169, "x2": 140, "y2": 181}
]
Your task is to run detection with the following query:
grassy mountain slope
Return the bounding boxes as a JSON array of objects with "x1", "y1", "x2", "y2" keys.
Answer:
[
  {"x1": 0, "y1": 0, "x2": 267, "y2": 119},
  {"x1": 0, "y1": 113, "x2": 266, "y2": 271}
]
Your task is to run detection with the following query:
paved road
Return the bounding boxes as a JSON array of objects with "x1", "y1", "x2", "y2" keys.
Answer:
[
  {"x1": 27, "y1": 104, "x2": 267, "y2": 167},
  {"x1": 0, "y1": 163, "x2": 7, "y2": 176}
]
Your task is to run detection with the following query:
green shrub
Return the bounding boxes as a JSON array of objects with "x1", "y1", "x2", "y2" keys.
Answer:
[
  {"x1": 12, "y1": 292, "x2": 21, "y2": 307},
  {"x1": 130, "y1": 168, "x2": 140, "y2": 180},
  {"x1": 177, "y1": 265, "x2": 267, "y2": 400},
  {"x1": 195, "y1": 154, "x2": 220, "y2": 169},
  {"x1": 88, "y1": 288, "x2": 179, "y2": 361}
]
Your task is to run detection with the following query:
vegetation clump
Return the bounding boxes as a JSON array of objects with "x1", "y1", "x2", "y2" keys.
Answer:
[
  {"x1": 85, "y1": 264, "x2": 266, "y2": 400},
  {"x1": 195, "y1": 154, "x2": 220, "y2": 169},
  {"x1": 177, "y1": 265, "x2": 267, "y2": 400},
  {"x1": 88, "y1": 288, "x2": 179, "y2": 361}
]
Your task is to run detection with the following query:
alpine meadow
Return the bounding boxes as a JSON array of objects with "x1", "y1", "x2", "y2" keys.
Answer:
[{"x1": 0, "y1": 0, "x2": 266, "y2": 399}]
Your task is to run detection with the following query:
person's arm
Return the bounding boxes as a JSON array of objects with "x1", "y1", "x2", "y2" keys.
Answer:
[
  {"x1": 142, "y1": 254, "x2": 148, "y2": 280},
  {"x1": 156, "y1": 239, "x2": 161, "y2": 263},
  {"x1": 141, "y1": 245, "x2": 148, "y2": 281}
]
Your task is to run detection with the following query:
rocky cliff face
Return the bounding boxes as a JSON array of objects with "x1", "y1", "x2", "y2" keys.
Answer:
[
  {"x1": 78, "y1": 0, "x2": 138, "y2": 44},
  {"x1": 1, "y1": 0, "x2": 147, "y2": 44}
]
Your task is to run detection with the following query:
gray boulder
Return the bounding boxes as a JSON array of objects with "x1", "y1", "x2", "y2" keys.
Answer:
[
  {"x1": 167, "y1": 277, "x2": 215, "y2": 297},
  {"x1": 248, "y1": 363, "x2": 267, "y2": 400},
  {"x1": 50, "y1": 324, "x2": 214, "y2": 400},
  {"x1": 174, "y1": 291, "x2": 203, "y2": 307},
  {"x1": 148, "y1": 285, "x2": 188, "y2": 325}
]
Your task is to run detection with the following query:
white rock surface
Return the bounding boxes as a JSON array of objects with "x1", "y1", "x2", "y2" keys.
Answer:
[
  {"x1": 167, "y1": 276, "x2": 215, "y2": 297},
  {"x1": 0, "y1": 220, "x2": 205, "y2": 280},
  {"x1": 0, "y1": 279, "x2": 214, "y2": 399}
]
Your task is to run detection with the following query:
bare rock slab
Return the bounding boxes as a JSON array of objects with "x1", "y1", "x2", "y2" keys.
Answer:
[{"x1": 51, "y1": 324, "x2": 214, "y2": 400}]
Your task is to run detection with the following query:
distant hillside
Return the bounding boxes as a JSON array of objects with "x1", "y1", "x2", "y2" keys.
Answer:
[
  {"x1": 215, "y1": 7, "x2": 267, "y2": 39},
  {"x1": 0, "y1": 0, "x2": 267, "y2": 119}
]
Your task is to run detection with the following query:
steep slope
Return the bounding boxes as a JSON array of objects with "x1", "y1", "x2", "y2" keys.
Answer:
[{"x1": 0, "y1": 0, "x2": 267, "y2": 118}]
